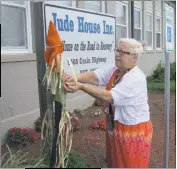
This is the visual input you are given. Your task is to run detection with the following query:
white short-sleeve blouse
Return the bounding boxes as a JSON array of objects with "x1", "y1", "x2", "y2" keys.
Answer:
[{"x1": 94, "y1": 65, "x2": 150, "y2": 125}]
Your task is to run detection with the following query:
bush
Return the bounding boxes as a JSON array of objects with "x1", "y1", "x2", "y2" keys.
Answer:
[
  {"x1": 34, "y1": 117, "x2": 42, "y2": 132},
  {"x1": 147, "y1": 61, "x2": 176, "y2": 81},
  {"x1": 93, "y1": 99, "x2": 104, "y2": 107},
  {"x1": 6, "y1": 128, "x2": 41, "y2": 146},
  {"x1": 66, "y1": 151, "x2": 87, "y2": 168},
  {"x1": 69, "y1": 111, "x2": 81, "y2": 132},
  {"x1": 151, "y1": 61, "x2": 165, "y2": 81},
  {"x1": 73, "y1": 109, "x2": 84, "y2": 117},
  {"x1": 170, "y1": 62, "x2": 176, "y2": 80}
]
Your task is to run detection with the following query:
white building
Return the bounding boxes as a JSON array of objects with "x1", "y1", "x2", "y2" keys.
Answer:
[{"x1": 1, "y1": 1, "x2": 176, "y2": 143}]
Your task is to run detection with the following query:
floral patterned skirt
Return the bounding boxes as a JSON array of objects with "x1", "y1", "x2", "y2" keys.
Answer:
[{"x1": 105, "y1": 114, "x2": 153, "y2": 168}]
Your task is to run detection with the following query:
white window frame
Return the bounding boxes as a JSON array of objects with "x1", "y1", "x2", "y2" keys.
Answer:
[
  {"x1": 145, "y1": 12, "x2": 153, "y2": 50},
  {"x1": 1, "y1": 1, "x2": 32, "y2": 54},
  {"x1": 156, "y1": 17, "x2": 162, "y2": 50},
  {"x1": 134, "y1": 8, "x2": 142, "y2": 40},
  {"x1": 116, "y1": 1, "x2": 129, "y2": 39}
]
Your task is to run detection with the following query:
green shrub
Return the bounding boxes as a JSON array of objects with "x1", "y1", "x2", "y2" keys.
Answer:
[
  {"x1": 147, "y1": 61, "x2": 176, "y2": 91},
  {"x1": 170, "y1": 62, "x2": 176, "y2": 81},
  {"x1": 34, "y1": 117, "x2": 42, "y2": 132},
  {"x1": 6, "y1": 128, "x2": 41, "y2": 146},
  {"x1": 147, "y1": 61, "x2": 176, "y2": 82},
  {"x1": 66, "y1": 151, "x2": 87, "y2": 168},
  {"x1": 151, "y1": 61, "x2": 164, "y2": 81}
]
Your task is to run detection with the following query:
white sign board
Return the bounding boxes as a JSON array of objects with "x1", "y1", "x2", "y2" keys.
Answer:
[
  {"x1": 165, "y1": 4, "x2": 174, "y2": 52},
  {"x1": 44, "y1": 4, "x2": 116, "y2": 74}
]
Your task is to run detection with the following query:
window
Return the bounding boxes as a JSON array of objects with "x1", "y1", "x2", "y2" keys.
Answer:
[
  {"x1": 156, "y1": 18, "x2": 161, "y2": 49},
  {"x1": 116, "y1": 2, "x2": 128, "y2": 44},
  {"x1": 84, "y1": 1, "x2": 101, "y2": 12},
  {"x1": 1, "y1": 1, "x2": 32, "y2": 53},
  {"x1": 134, "y1": 8, "x2": 142, "y2": 41},
  {"x1": 145, "y1": 13, "x2": 153, "y2": 49}
]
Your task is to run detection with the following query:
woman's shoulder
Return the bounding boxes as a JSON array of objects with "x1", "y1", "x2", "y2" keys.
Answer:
[
  {"x1": 129, "y1": 66, "x2": 146, "y2": 77},
  {"x1": 123, "y1": 66, "x2": 146, "y2": 84}
]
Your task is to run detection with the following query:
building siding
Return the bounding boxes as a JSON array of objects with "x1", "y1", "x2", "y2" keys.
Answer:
[
  {"x1": 137, "y1": 52, "x2": 176, "y2": 76},
  {"x1": 1, "y1": 59, "x2": 40, "y2": 142},
  {"x1": 156, "y1": 1, "x2": 162, "y2": 18},
  {"x1": 134, "y1": 1, "x2": 142, "y2": 9},
  {"x1": 145, "y1": 1, "x2": 153, "y2": 14}
]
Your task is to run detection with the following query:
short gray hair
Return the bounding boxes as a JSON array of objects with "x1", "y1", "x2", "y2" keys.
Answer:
[{"x1": 118, "y1": 38, "x2": 144, "y2": 58}]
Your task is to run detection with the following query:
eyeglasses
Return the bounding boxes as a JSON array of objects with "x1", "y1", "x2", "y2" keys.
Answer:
[{"x1": 114, "y1": 48, "x2": 136, "y2": 56}]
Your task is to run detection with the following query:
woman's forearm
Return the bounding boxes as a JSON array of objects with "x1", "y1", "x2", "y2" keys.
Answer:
[
  {"x1": 79, "y1": 83, "x2": 113, "y2": 103},
  {"x1": 77, "y1": 72, "x2": 99, "y2": 85}
]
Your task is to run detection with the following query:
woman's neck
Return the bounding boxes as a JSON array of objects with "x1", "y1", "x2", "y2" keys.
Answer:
[
  {"x1": 119, "y1": 65, "x2": 135, "y2": 72},
  {"x1": 119, "y1": 69, "x2": 126, "y2": 74}
]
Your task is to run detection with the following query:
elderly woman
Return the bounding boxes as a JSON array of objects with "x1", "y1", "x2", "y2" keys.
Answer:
[{"x1": 63, "y1": 38, "x2": 153, "y2": 168}]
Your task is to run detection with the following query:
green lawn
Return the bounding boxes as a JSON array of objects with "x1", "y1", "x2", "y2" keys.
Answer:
[{"x1": 147, "y1": 80, "x2": 176, "y2": 92}]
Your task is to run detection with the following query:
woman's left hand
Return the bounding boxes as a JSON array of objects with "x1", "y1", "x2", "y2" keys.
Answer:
[
  {"x1": 64, "y1": 82, "x2": 82, "y2": 93},
  {"x1": 62, "y1": 73, "x2": 82, "y2": 93}
]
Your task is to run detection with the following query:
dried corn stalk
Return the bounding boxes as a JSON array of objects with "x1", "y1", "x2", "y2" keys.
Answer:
[{"x1": 40, "y1": 21, "x2": 74, "y2": 168}]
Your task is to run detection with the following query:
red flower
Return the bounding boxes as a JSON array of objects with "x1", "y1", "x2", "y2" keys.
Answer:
[{"x1": 90, "y1": 121, "x2": 106, "y2": 130}]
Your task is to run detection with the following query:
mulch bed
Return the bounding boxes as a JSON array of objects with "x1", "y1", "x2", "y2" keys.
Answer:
[{"x1": 1, "y1": 91, "x2": 176, "y2": 168}]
